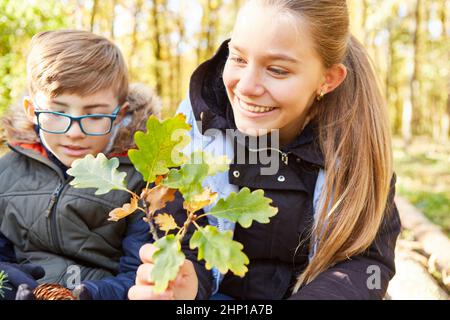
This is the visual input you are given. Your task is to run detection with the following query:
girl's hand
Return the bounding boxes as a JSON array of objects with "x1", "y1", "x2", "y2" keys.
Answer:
[{"x1": 128, "y1": 243, "x2": 198, "y2": 300}]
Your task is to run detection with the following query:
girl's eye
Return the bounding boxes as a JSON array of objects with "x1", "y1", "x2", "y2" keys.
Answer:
[
  {"x1": 229, "y1": 54, "x2": 246, "y2": 64},
  {"x1": 268, "y1": 67, "x2": 288, "y2": 76}
]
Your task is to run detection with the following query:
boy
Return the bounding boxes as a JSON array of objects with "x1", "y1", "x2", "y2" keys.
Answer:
[{"x1": 0, "y1": 30, "x2": 160, "y2": 299}]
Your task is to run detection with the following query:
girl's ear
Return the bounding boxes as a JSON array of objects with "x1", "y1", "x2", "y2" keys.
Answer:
[
  {"x1": 23, "y1": 96, "x2": 38, "y2": 125},
  {"x1": 319, "y1": 63, "x2": 348, "y2": 95}
]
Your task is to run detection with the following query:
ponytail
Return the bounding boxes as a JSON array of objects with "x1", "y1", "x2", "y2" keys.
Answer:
[{"x1": 294, "y1": 35, "x2": 393, "y2": 290}]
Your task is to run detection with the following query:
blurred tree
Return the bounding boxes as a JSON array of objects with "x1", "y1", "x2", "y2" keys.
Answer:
[
  {"x1": 150, "y1": 0, "x2": 163, "y2": 96},
  {"x1": 129, "y1": 0, "x2": 144, "y2": 76},
  {"x1": 0, "y1": 0, "x2": 448, "y2": 140},
  {"x1": 110, "y1": 0, "x2": 118, "y2": 39},
  {"x1": 0, "y1": 0, "x2": 72, "y2": 115},
  {"x1": 174, "y1": 6, "x2": 186, "y2": 108},
  {"x1": 90, "y1": 0, "x2": 99, "y2": 31},
  {"x1": 411, "y1": 0, "x2": 426, "y2": 135},
  {"x1": 197, "y1": 0, "x2": 223, "y2": 65}
]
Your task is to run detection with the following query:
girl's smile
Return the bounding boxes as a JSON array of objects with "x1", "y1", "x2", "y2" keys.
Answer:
[{"x1": 234, "y1": 94, "x2": 279, "y2": 118}]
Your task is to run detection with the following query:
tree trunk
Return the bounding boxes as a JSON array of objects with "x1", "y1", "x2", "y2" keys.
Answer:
[
  {"x1": 204, "y1": 0, "x2": 213, "y2": 58},
  {"x1": 205, "y1": 0, "x2": 223, "y2": 59},
  {"x1": 110, "y1": 0, "x2": 117, "y2": 40},
  {"x1": 197, "y1": 0, "x2": 209, "y2": 65},
  {"x1": 129, "y1": 0, "x2": 143, "y2": 79},
  {"x1": 160, "y1": 1, "x2": 174, "y2": 110},
  {"x1": 440, "y1": 0, "x2": 449, "y2": 141},
  {"x1": 150, "y1": 0, "x2": 162, "y2": 96},
  {"x1": 90, "y1": 0, "x2": 98, "y2": 32},
  {"x1": 385, "y1": 6, "x2": 402, "y2": 136},
  {"x1": 175, "y1": 11, "x2": 186, "y2": 109},
  {"x1": 410, "y1": 0, "x2": 425, "y2": 135}
]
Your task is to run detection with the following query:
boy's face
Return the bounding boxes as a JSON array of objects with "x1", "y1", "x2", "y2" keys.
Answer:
[{"x1": 24, "y1": 89, "x2": 125, "y2": 167}]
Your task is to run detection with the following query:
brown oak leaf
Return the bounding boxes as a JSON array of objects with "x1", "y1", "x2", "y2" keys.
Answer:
[
  {"x1": 108, "y1": 196, "x2": 139, "y2": 221},
  {"x1": 141, "y1": 185, "x2": 177, "y2": 214},
  {"x1": 183, "y1": 188, "x2": 218, "y2": 213},
  {"x1": 154, "y1": 213, "x2": 178, "y2": 232}
]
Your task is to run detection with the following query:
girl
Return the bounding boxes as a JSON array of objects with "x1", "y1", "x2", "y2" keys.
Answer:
[{"x1": 129, "y1": 0, "x2": 401, "y2": 300}]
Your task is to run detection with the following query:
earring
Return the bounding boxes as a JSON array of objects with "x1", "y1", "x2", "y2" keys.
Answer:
[{"x1": 316, "y1": 89, "x2": 325, "y2": 101}]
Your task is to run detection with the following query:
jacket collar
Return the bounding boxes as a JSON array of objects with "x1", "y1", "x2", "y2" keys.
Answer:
[
  {"x1": 188, "y1": 39, "x2": 324, "y2": 168},
  {"x1": 8, "y1": 142, "x2": 131, "y2": 181},
  {"x1": 189, "y1": 39, "x2": 235, "y2": 133}
]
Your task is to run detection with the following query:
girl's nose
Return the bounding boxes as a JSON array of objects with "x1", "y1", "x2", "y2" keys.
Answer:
[{"x1": 235, "y1": 67, "x2": 265, "y2": 97}]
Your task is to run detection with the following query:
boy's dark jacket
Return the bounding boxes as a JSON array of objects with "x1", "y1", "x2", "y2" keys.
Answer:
[
  {"x1": 0, "y1": 87, "x2": 216, "y2": 300},
  {"x1": 184, "y1": 39, "x2": 402, "y2": 300},
  {"x1": 0, "y1": 143, "x2": 146, "y2": 300}
]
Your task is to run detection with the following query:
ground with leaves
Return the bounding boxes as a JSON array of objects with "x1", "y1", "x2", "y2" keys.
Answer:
[
  {"x1": 387, "y1": 197, "x2": 449, "y2": 300},
  {"x1": 393, "y1": 137, "x2": 450, "y2": 237}
]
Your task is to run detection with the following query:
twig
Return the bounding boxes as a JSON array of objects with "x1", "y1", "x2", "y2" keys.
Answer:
[
  {"x1": 142, "y1": 198, "x2": 159, "y2": 241},
  {"x1": 178, "y1": 210, "x2": 195, "y2": 240}
]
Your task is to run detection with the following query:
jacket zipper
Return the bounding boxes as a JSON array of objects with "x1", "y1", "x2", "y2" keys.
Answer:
[
  {"x1": 46, "y1": 181, "x2": 65, "y2": 253},
  {"x1": 281, "y1": 152, "x2": 289, "y2": 165},
  {"x1": 248, "y1": 147, "x2": 290, "y2": 165},
  {"x1": 217, "y1": 216, "x2": 224, "y2": 232}
]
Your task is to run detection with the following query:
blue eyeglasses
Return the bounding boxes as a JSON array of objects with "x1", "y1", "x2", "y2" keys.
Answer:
[{"x1": 34, "y1": 105, "x2": 121, "y2": 136}]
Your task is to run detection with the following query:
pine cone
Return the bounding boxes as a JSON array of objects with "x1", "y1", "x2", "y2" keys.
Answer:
[{"x1": 33, "y1": 284, "x2": 76, "y2": 300}]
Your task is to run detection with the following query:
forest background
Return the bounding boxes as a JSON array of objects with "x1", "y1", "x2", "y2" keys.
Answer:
[{"x1": 0, "y1": 0, "x2": 448, "y2": 244}]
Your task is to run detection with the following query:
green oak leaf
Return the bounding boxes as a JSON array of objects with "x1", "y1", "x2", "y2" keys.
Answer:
[
  {"x1": 162, "y1": 151, "x2": 230, "y2": 201},
  {"x1": 162, "y1": 164, "x2": 208, "y2": 201},
  {"x1": 190, "y1": 225, "x2": 249, "y2": 277},
  {"x1": 67, "y1": 153, "x2": 127, "y2": 195},
  {"x1": 128, "y1": 114, "x2": 191, "y2": 183},
  {"x1": 193, "y1": 151, "x2": 230, "y2": 176},
  {"x1": 151, "y1": 234, "x2": 185, "y2": 293},
  {"x1": 161, "y1": 155, "x2": 209, "y2": 202},
  {"x1": 209, "y1": 187, "x2": 278, "y2": 228}
]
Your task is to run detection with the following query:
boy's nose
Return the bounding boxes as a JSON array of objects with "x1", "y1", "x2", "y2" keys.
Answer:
[
  {"x1": 236, "y1": 67, "x2": 265, "y2": 97},
  {"x1": 65, "y1": 120, "x2": 86, "y2": 138}
]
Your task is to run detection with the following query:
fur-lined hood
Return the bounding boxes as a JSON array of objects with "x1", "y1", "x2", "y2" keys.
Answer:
[{"x1": 0, "y1": 83, "x2": 161, "y2": 155}]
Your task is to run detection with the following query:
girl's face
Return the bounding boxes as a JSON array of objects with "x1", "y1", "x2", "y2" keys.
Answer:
[{"x1": 223, "y1": 3, "x2": 325, "y2": 145}]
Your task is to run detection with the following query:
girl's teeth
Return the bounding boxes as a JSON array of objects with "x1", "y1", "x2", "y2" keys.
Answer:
[{"x1": 240, "y1": 100, "x2": 275, "y2": 113}]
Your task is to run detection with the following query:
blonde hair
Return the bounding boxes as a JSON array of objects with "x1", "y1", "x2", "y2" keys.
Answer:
[
  {"x1": 250, "y1": 0, "x2": 393, "y2": 290},
  {"x1": 27, "y1": 30, "x2": 128, "y2": 104}
]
